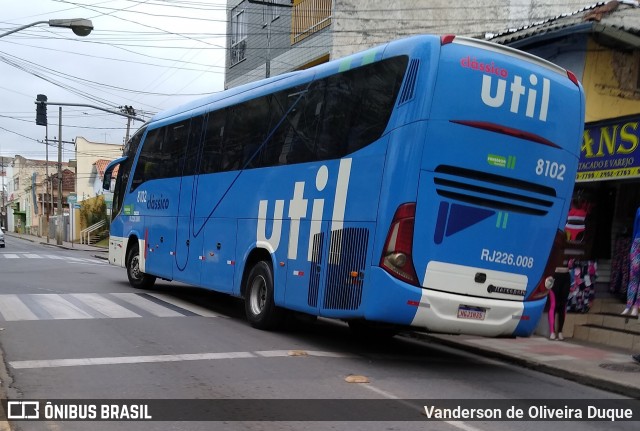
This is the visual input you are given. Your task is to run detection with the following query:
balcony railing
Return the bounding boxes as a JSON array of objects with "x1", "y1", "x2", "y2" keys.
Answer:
[{"x1": 291, "y1": 0, "x2": 332, "y2": 45}]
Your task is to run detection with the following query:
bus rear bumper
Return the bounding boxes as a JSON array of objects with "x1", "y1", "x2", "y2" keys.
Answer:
[
  {"x1": 365, "y1": 267, "x2": 545, "y2": 337},
  {"x1": 408, "y1": 289, "x2": 545, "y2": 337}
]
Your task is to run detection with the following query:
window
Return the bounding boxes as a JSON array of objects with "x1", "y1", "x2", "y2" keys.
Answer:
[
  {"x1": 136, "y1": 56, "x2": 407, "y2": 182},
  {"x1": 262, "y1": 55, "x2": 408, "y2": 164},
  {"x1": 163, "y1": 120, "x2": 190, "y2": 177},
  {"x1": 200, "y1": 111, "x2": 226, "y2": 175},
  {"x1": 112, "y1": 157, "x2": 132, "y2": 220},
  {"x1": 225, "y1": 96, "x2": 272, "y2": 170},
  {"x1": 231, "y1": 4, "x2": 247, "y2": 65},
  {"x1": 184, "y1": 116, "x2": 204, "y2": 177},
  {"x1": 124, "y1": 127, "x2": 145, "y2": 159}
]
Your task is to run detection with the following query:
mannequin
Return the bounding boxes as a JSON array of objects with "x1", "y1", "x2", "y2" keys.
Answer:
[{"x1": 622, "y1": 206, "x2": 640, "y2": 317}]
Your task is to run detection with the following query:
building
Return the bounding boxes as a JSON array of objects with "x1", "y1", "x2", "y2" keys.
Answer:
[
  {"x1": 489, "y1": 1, "x2": 640, "y2": 285},
  {"x1": 0, "y1": 156, "x2": 13, "y2": 231},
  {"x1": 6, "y1": 155, "x2": 73, "y2": 237},
  {"x1": 225, "y1": 0, "x2": 595, "y2": 89},
  {"x1": 74, "y1": 136, "x2": 122, "y2": 203}
]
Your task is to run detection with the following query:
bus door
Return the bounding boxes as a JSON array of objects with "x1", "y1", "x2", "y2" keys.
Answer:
[{"x1": 174, "y1": 116, "x2": 206, "y2": 286}]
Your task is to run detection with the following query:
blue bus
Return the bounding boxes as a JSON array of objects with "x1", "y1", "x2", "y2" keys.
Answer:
[{"x1": 104, "y1": 35, "x2": 584, "y2": 338}]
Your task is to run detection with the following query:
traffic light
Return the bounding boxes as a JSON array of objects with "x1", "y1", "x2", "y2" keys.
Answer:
[{"x1": 36, "y1": 94, "x2": 47, "y2": 126}]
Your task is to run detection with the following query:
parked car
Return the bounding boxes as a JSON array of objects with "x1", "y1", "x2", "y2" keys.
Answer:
[{"x1": 0, "y1": 229, "x2": 4, "y2": 248}]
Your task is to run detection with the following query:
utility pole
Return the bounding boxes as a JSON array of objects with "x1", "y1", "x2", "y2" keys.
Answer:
[
  {"x1": 57, "y1": 107, "x2": 63, "y2": 245},
  {"x1": 120, "y1": 105, "x2": 137, "y2": 144},
  {"x1": 45, "y1": 123, "x2": 49, "y2": 243},
  {"x1": 0, "y1": 156, "x2": 5, "y2": 231}
]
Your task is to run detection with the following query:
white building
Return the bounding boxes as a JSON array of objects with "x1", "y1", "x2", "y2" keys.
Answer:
[{"x1": 74, "y1": 137, "x2": 122, "y2": 202}]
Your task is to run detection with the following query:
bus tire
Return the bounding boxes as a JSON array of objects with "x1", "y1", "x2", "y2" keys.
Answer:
[
  {"x1": 126, "y1": 243, "x2": 156, "y2": 289},
  {"x1": 244, "y1": 260, "x2": 282, "y2": 330}
]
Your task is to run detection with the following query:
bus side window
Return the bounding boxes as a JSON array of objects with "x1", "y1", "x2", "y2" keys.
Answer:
[
  {"x1": 345, "y1": 57, "x2": 407, "y2": 154},
  {"x1": 131, "y1": 128, "x2": 164, "y2": 191},
  {"x1": 183, "y1": 115, "x2": 204, "y2": 177},
  {"x1": 265, "y1": 85, "x2": 307, "y2": 166},
  {"x1": 163, "y1": 120, "x2": 190, "y2": 178},
  {"x1": 201, "y1": 110, "x2": 226, "y2": 174},
  {"x1": 221, "y1": 107, "x2": 244, "y2": 171},
  {"x1": 286, "y1": 80, "x2": 324, "y2": 164}
]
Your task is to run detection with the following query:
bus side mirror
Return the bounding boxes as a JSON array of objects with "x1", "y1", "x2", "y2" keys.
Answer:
[
  {"x1": 103, "y1": 157, "x2": 127, "y2": 191},
  {"x1": 103, "y1": 171, "x2": 113, "y2": 191}
]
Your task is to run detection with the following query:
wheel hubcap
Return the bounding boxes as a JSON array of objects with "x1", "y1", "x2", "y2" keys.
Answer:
[
  {"x1": 249, "y1": 275, "x2": 267, "y2": 316},
  {"x1": 130, "y1": 255, "x2": 141, "y2": 280}
]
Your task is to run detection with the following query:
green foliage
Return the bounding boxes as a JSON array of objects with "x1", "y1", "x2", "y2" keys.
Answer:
[{"x1": 79, "y1": 195, "x2": 107, "y2": 230}]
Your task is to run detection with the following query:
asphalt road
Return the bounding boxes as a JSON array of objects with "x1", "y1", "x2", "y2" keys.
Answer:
[{"x1": 0, "y1": 235, "x2": 636, "y2": 431}]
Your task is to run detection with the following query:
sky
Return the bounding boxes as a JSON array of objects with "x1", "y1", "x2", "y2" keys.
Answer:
[{"x1": 0, "y1": 0, "x2": 228, "y2": 163}]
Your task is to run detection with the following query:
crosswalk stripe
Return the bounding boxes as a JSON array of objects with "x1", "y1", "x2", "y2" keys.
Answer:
[
  {"x1": 0, "y1": 293, "x2": 215, "y2": 322},
  {"x1": 110, "y1": 293, "x2": 185, "y2": 317},
  {"x1": 30, "y1": 294, "x2": 94, "y2": 320},
  {"x1": 146, "y1": 293, "x2": 221, "y2": 318},
  {"x1": 0, "y1": 295, "x2": 39, "y2": 321},
  {"x1": 69, "y1": 293, "x2": 141, "y2": 319},
  {"x1": 0, "y1": 253, "x2": 106, "y2": 264}
]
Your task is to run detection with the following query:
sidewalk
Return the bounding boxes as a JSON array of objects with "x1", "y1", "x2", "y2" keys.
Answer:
[
  {"x1": 407, "y1": 332, "x2": 640, "y2": 399},
  {"x1": 4, "y1": 231, "x2": 640, "y2": 398},
  {"x1": 5, "y1": 231, "x2": 108, "y2": 258}
]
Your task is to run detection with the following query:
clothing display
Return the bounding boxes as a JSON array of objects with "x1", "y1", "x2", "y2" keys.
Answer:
[
  {"x1": 566, "y1": 259, "x2": 597, "y2": 313},
  {"x1": 623, "y1": 207, "x2": 640, "y2": 314},
  {"x1": 609, "y1": 235, "x2": 631, "y2": 295}
]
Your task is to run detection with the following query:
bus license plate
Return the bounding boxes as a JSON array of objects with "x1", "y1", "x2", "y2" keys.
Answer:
[{"x1": 457, "y1": 305, "x2": 486, "y2": 320}]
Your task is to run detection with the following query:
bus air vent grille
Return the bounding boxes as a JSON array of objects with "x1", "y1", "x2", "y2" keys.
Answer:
[
  {"x1": 398, "y1": 59, "x2": 419, "y2": 105},
  {"x1": 323, "y1": 228, "x2": 369, "y2": 310},
  {"x1": 434, "y1": 165, "x2": 555, "y2": 216},
  {"x1": 308, "y1": 232, "x2": 324, "y2": 308}
]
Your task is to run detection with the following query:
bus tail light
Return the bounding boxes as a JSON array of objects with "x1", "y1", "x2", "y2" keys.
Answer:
[
  {"x1": 440, "y1": 34, "x2": 456, "y2": 45},
  {"x1": 566, "y1": 70, "x2": 580, "y2": 87},
  {"x1": 380, "y1": 203, "x2": 420, "y2": 286},
  {"x1": 527, "y1": 229, "x2": 565, "y2": 301}
]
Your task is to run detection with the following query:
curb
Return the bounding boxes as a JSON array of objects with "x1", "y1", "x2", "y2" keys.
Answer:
[
  {"x1": 403, "y1": 332, "x2": 640, "y2": 399},
  {"x1": 5, "y1": 233, "x2": 108, "y2": 254}
]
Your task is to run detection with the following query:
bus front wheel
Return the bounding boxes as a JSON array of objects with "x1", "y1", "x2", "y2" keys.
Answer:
[
  {"x1": 244, "y1": 261, "x2": 282, "y2": 330},
  {"x1": 126, "y1": 243, "x2": 156, "y2": 289}
]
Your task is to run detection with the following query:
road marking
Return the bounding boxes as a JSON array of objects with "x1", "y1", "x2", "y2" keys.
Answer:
[
  {"x1": 0, "y1": 253, "x2": 106, "y2": 264},
  {"x1": 30, "y1": 294, "x2": 94, "y2": 320},
  {"x1": 146, "y1": 293, "x2": 222, "y2": 318},
  {"x1": 0, "y1": 295, "x2": 39, "y2": 321},
  {"x1": 0, "y1": 293, "x2": 222, "y2": 321},
  {"x1": 110, "y1": 292, "x2": 185, "y2": 317},
  {"x1": 361, "y1": 383, "x2": 486, "y2": 431},
  {"x1": 9, "y1": 350, "x2": 349, "y2": 369},
  {"x1": 69, "y1": 293, "x2": 140, "y2": 319}
]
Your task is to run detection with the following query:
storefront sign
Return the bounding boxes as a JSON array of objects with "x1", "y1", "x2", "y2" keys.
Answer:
[{"x1": 577, "y1": 115, "x2": 640, "y2": 182}]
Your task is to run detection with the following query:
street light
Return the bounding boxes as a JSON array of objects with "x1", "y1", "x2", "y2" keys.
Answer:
[{"x1": 0, "y1": 18, "x2": 93, "y2": 39}]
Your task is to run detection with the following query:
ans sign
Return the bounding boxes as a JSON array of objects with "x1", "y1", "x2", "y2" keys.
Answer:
[{"x1": 577, "y1": 116, "x2": 640, "y2": 182}]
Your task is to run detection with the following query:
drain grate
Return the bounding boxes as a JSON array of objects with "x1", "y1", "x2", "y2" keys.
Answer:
[{"x1": 599, "y1": 363, "x2": 640, "y2": 373}]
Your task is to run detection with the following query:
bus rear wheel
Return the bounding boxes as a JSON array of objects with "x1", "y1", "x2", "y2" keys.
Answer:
[
  {"x1": 244, "y1": 261, "x2": 282, "y2": 330},
  {"x1": 126, "y1": 243, "x2": 156, "y2": 289}
]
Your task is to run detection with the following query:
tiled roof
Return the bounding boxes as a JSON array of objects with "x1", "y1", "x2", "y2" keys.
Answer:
[
  {"x1": 489, "y1": 1, "x2": 640, "y2": 46},
  {"x1": 94, "y1": 159, "x2": 119, "y2": 177}
]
